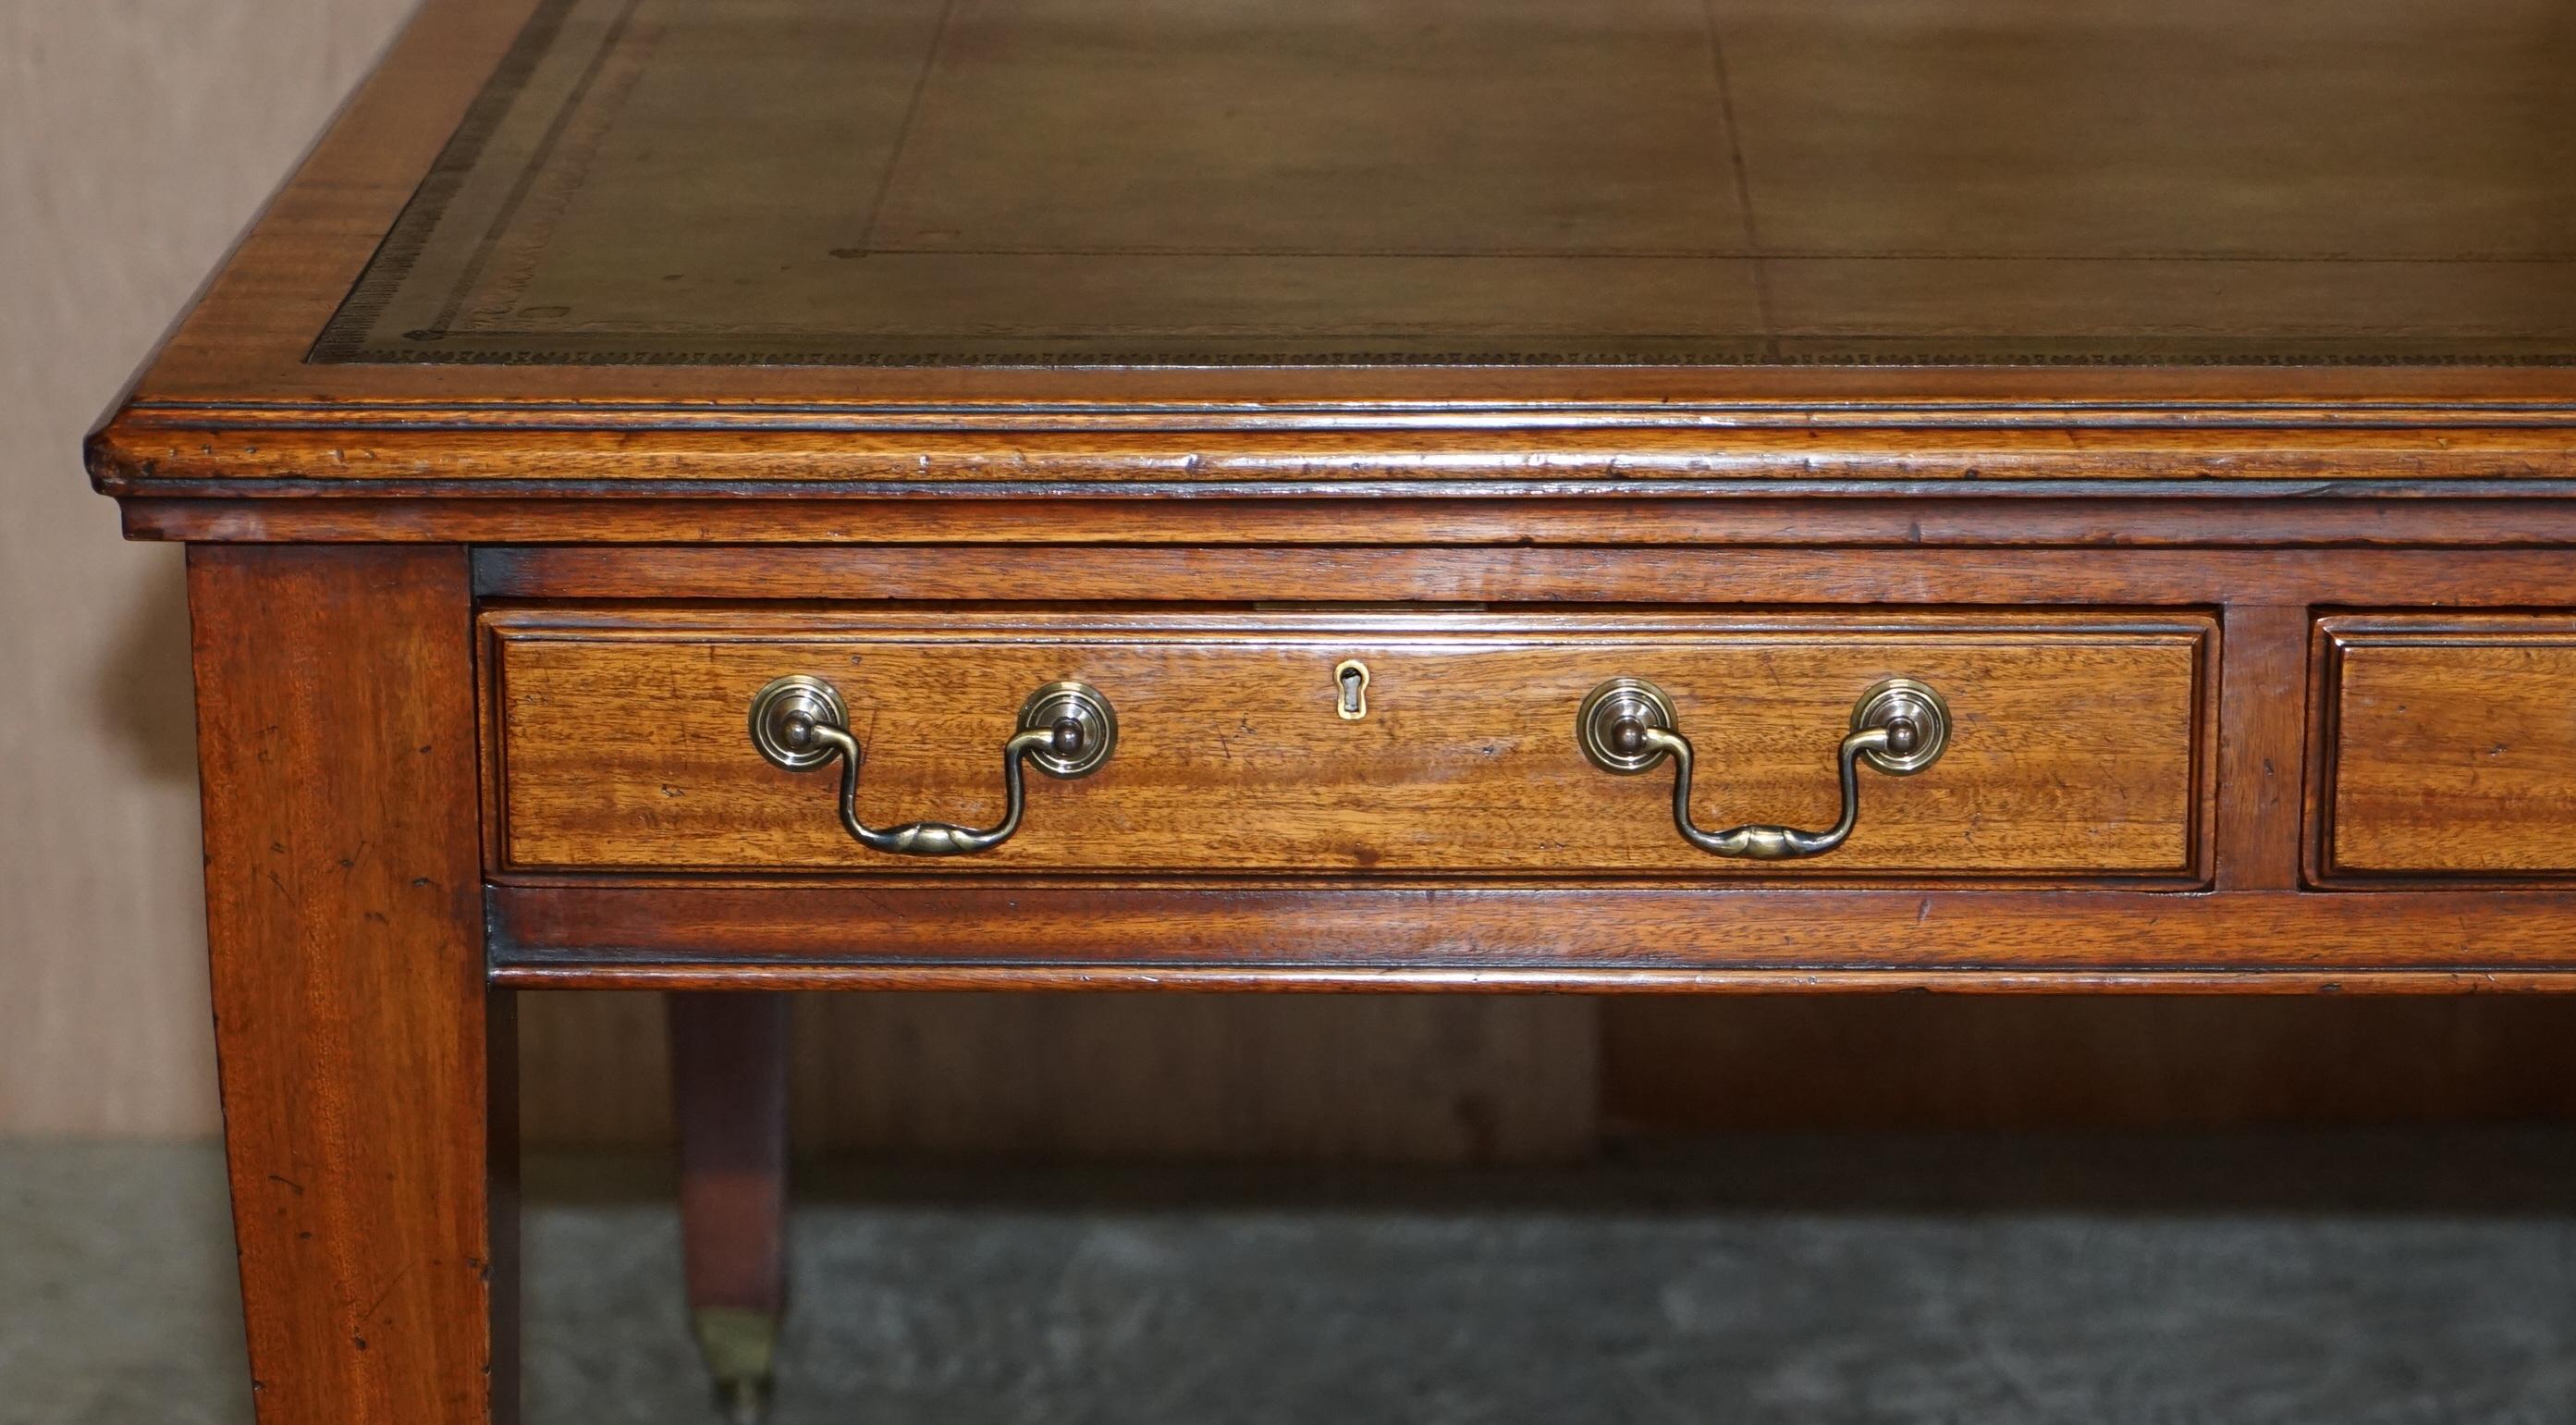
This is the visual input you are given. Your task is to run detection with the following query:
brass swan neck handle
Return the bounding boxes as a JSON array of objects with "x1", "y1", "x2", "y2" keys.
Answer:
[
  {"x1": 749, "y1": 675, "x2": 1114, "y2": 855},
  {"x1": 1577, "y1": 677, "x2": 1949, "y2": 860}
]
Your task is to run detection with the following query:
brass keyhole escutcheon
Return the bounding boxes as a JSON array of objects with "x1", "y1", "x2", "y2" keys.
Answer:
[{"x1": 1334, "y1": 659, "x2": 1370, "y2": 720}]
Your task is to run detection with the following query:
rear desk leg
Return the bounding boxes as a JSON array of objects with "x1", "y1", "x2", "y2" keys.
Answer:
[
  {"x1": 669, "y1": 992, "x2": 792, "y2": 1422},
  {"x1": 189, "y1": 546, "x2": 517, "y2": 1425}
]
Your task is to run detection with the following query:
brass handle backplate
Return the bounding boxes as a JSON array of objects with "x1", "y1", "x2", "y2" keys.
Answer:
[
  {"x1": 1576, "y1": 676, "x2": 1949, "y2": 860},
  {"x1": 748, "y1": 675, "x2": 1114, "y2": 855}
]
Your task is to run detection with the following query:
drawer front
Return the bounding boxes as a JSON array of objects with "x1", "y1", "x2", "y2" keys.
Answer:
[
  {"x1": 485, "y1": 611, "x2": 2210, "y2": 878},
  {"x1": 2319, "y1": 614, "x2": 2576, "y2": 878}
]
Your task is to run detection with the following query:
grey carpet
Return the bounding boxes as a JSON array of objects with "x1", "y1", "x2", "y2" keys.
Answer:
[{"x1": 9, "y1": 1134, "x2": 2576, "y2": 1424}]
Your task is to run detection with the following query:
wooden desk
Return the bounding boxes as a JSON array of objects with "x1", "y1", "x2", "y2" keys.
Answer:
[{"x1": 90, "y1": 0, "x2": 2576, "y2": 1419}]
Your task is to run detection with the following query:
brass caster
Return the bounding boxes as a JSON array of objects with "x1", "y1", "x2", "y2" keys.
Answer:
[
  {"x1": 715, "y1": 1373, "x2": 772, "y2": 1425},
  {"x1": 693, "y1": 1307, "x2": 779, "y2": 1424}
]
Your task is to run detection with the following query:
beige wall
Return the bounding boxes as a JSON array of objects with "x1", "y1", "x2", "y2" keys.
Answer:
[{"x1": 2, "y1": 0, "x2": 423, "y2": 1135}]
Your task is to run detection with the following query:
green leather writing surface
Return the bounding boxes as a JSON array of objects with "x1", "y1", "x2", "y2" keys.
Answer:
[{"x1": 318, "y1": 0, "x2": 2576, "y2": 367}]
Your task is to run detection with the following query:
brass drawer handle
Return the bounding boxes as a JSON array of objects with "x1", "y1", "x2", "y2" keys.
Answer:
[
  {"x1": 748, "y1": 675, "x2": 1115, "y2": 855},
  {"x1": 1577, "y1": 677, "x2": 1949, "y2": 860}
]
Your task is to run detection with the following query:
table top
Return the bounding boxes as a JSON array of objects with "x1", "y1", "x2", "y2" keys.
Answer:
[
  {"x1": 85, "y1": 0, "x2": 2576, "y2": 525},
  {"x1": 315, "y1": 0, "x2": 2576, "y2": 371}
]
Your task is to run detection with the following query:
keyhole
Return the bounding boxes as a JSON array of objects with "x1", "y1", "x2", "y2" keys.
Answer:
[{"x1": 1334, "y1": 660, "x2": 1370, "y2": 720}]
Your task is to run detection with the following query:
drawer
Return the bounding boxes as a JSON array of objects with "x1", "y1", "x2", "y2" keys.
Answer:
[
  {"x1": 2317, "y1": 614, "x2": 2576, "y2": 878},
  {"x1": 484, "y1": 609, "x2": 2212, "y2": 879}
]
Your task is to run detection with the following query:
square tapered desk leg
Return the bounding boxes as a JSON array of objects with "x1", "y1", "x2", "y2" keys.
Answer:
[
  {"x1": 671, "y1": 992, "x2": 791, "y2": 1422},
  {"x1": 189, "y1": 546, "x2": 517, "y2": 1425}
]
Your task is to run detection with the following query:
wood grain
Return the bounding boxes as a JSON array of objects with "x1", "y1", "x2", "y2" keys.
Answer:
[
  {"x1": 669, "y1": 993, "x2": 788, "y2": 1351},
  {"x1": 189, "y1": 546, "x2": 512, "y2": 1425},
  {"x1": 525, "y1": 989, "x2": 2576, "y2": 1148},
  {"x1": 1601, "y1": 997, "x2": 2576, "y2": 1130},
  {"x1": 786, "y1": 991, "x2": 1599, "y2": 1165},
  {"x1": 112, "y1": 493, "x2": 2576, "y2": 550},
  {"x1": 485, "y1": 609, "x2": 2209, "y2": 878},
  {"x1": 90, "y1": 418, "x2": 2576, "y2": 489},
  {"x1": 520, "y1": 989, "x2": 1601, "y2": 1166},
  {"x1": 472, "y1": 546, "x2": 2576, "y2": 608},
  {"x1": 485, "y1": 883, "x2": 2576, "y2": 978},
  {"x1": 2216, "y1": 606, "x2": 2308, "y2": 891},
  {"x1": 2320, "y1": 615, "x2": 2576, "y2": 878},
  {"x1": 497, "y1": 964, "x2": 2576, "y2": 996}
]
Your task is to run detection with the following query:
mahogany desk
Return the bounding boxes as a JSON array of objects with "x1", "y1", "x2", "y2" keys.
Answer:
[{"x1": 89, "y1": 0, "x2": 2576, "y2": 1419}]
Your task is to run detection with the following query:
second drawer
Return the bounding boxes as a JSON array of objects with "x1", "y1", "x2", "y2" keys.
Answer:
[{"x1": 485, "y1": 609, "x2": 2212, "y2": 878}]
